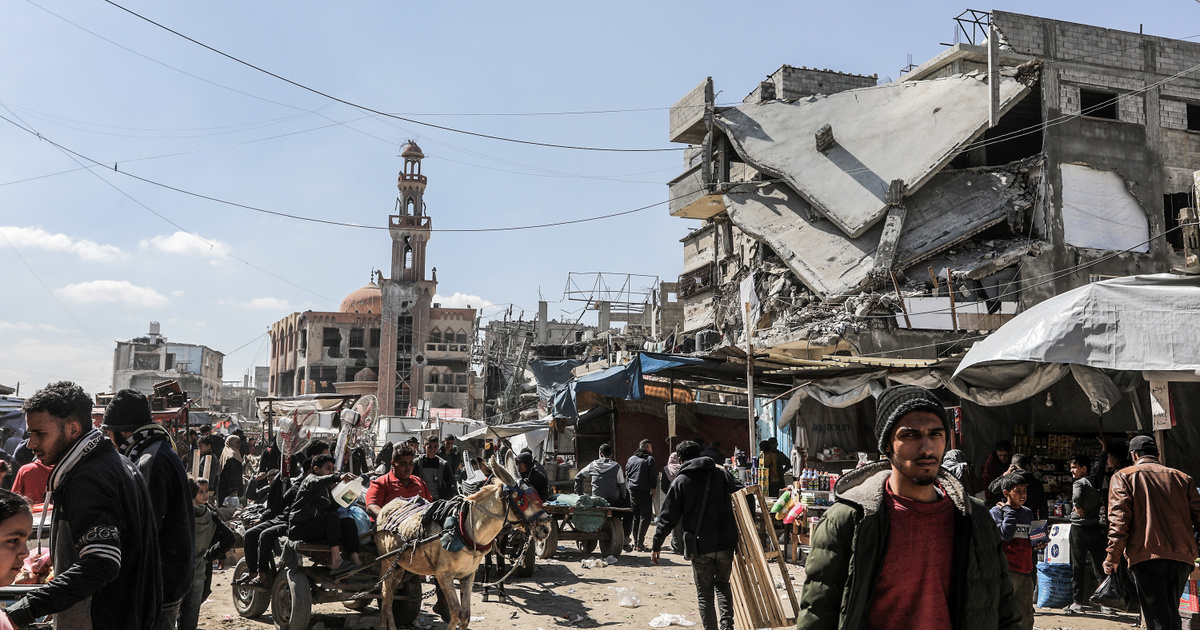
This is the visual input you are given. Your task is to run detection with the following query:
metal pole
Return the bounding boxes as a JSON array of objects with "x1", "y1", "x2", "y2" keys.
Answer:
[
  {"x1": 946, "y1": 269, "x2": 961, "y2": 331},
  {"x1": 745, "y1": 306, "x2": 756, "y2": 456}
]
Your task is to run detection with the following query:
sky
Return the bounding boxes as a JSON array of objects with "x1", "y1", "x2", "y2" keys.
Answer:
[{"x1": 0, "y1": 1, "x2": 1192, "y2": 396}]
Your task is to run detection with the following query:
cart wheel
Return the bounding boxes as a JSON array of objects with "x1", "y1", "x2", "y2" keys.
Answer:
[
  {"x1": 270, "y1": 568, "x2": 312, "y2": 630},
  {"x1": 534, "y1": 519, "x2": 559, "y2": 559},
  {"x1": 600, "y1": 518, "x2": 624, "y2": 558},
  {"x1": 231, "y1": 558, "x2": 269, "y2": 618},
  {"x1": 516, "y1": 536, "x2": 537, "y2": 578},
  {"x1": 342, "y1": 597, "x2": 373, "y2": 611},
  {"x1": 392, "y1": 577, "x2": 421, "y2": 627},
  {"x1": 576, "y1": 539, "x2": 598, "y2": 554}
]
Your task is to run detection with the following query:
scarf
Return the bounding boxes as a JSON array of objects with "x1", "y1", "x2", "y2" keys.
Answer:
[
  {"x1": 40, "y1": 429, "x2": 106, "y2": 554},
  {"x1": 665, "y1": 452, "x2": 683, "y2": 482},
  {"x1": 220, "y1": 435, "x2": 243, "y2": 470},
  {"x1": 941, "y1": 449, "x2": 970, "y2": 481},
  {"x1": 119, "y1": 423, "x2": 172, "y2": 460}
]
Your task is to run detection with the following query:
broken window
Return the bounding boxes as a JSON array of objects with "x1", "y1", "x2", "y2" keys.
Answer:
[
  {"x1": 349, "y1": 328, "x2": 364, "y2": 348},
  {"x1": 678, "y1": 262, "x2": 716, "y2": 298},
  {"x1": 370, "y1": 328, "x2": 381, "y2": 347},
  {"x1": 1080, "y1": 89, "x2": 1118, "y2": 120},
  {"x1": 323, "y1": 327, "x2": 342, "y2": 358},
  {"x1": 429, "y1": 372, "x2": 440, "y2": 385},
  {"x1": 1163, "y1": 192, "x2": 1190, "y2": 252},
  {"x1": 1188, "y1": 104, "x2": 1200, "y2": 132}
]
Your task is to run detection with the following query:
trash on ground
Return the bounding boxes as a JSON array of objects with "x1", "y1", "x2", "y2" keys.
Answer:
[
  {"x1": 648, "y1": 614, "x2": 696, "y2": 627},
  {"x1": 612, "y1": 586, "x2": 641, "y2": 607}
]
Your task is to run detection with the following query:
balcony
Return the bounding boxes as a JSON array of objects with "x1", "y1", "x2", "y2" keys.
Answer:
[
  {"x1": 424, "y1": 343, "x2": 469, "y2": 358},
  {"x1": 668, "y1": 164, "x2": 726, "y2": 219}
]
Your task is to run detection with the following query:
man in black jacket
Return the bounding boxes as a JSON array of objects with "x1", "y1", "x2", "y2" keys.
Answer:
[
  {"x1": 515, "y1": 452, "x2": 550, "y2": 502},
  {"x1": 9, "y1": 381, "x2": 162, "y2": 630},
  {"x1": 625, "y1": 439, "x2": 658, "y2": 552},
  {"x1": 101, "y1": 389, "x2": 195, "y2": 630},
  {"x1": 415, "y1": 436, "x2": 455, "y2": 501},
  {"x1": 652, "y1": 440, "x2": 742, "y2": 630}
]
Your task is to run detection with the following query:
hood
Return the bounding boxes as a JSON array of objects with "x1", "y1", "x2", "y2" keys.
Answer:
[
  {"x1": 941, "y1": 449, "x2": 969, "y2": 478},
  {"x1": 633, "y1": 449, "x2": 652, "y2": 459},
  {"x1": 590, "y1": 458, "x2": 621, "y2": 474},
  {"x1": 679, "y1": 456, "x2": 719, "y2": 477},
  {"x1": 833, "y1": 460, "x2": 971, "y2": 517}
]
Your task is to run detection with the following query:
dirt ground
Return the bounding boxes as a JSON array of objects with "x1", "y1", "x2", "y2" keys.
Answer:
[{"x1": 199, "y1": 547, "x2": 1146, "y2": 630}]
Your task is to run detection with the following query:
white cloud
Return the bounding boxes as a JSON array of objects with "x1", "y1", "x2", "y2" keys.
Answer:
[
  {"x1": 55, "y1": 280, "x2": 169, "y2": 308},
  {"x1": 0, "y1": 226, "x2": 123, "y2": 262},
  {"x1": 434, "y1": 292, "x2": 493, "y2": 310},
  {"x1": 0, "y1": 321, "x2": 73, "y2": 334},
  {"x1": 171, "y1": 290, "x2": 185, "y2": 297},
  {"x1": 240, "y1": 297, "x2": 292, "y2": 311},
  {"x1": 139, "y1": 232, "x2": 230, "y2": 258}
]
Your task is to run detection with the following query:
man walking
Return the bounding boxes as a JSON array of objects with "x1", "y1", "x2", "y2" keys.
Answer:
[
  {"x1": 651, "y1": 440, "x2": 742, "y2": 630},
  {"x1": 102, "y1": 389, "x2": 195, "y2": 630},
  {"x1": 7, "y1": 381, "x2": 162, "y2": 629},
  {"x1": 439, "y1": 435, "x2": 463, "y2": 482},
  {"x1": 625, "y1": 439, "x2": 658, "y2": 552},
  {"x1": 1105, "y1": 435, "x2": 1200, "y2": 630},
  {"x1": 796, "y1": 384, "x2": 1020, "y2": 630},
  {"x1": 982, "y1": 439, "x2": 1012, "y2": 504}
]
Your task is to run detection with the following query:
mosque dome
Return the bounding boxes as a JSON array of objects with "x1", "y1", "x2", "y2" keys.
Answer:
[
  {"x1": 354, "y1": 367, "x2": 378, "y2": 382},
  {"x1": 399, "y1": 141, "x2": 424, "y2": 160},
  {"x1": 340, "y1": 282, "x2": 382, "y2": 314}
]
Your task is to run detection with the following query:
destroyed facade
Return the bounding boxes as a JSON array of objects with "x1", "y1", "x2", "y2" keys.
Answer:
[
  {"x1": 667, "y1": 11, "x2": 1200, "y2": 360},
  {"x1": 112, "y1": 321, "x2": 225, "y2": 407}
]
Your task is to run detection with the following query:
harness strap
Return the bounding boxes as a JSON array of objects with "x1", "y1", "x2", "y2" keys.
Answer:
[{"x1": 458, "y1": 504, "x2": 494, "y2": 552}]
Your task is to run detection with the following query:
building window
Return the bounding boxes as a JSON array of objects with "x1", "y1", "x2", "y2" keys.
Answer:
[
  {"x1": 429, "y1": 372, "x2": 440, "y2": 385},
  {"x1": 1080, "y1": 89, "x2": 1118, "y2": 120},
  {"x1": 370, "y1": 328, "x2": 381, "y2": 347},
  {"x1": 323, "y1": 328, "x2": 342, "y2": 358},
  {"x1": 456, "y1": 331, "x2": 468, "y2": 344},
  {"x1": 429, "y1": 328, "x2": 441, "y2": 344},
  {"x1": 349, "y1": 328, "x2": 365, "y2": 348},
  {"x1": 1163, "y1": 192, "x2": 1190, "y2": 253},
  {"x1": 456, "y1": 373, "x2": 467, "y2": 386},
  {"x1": 1188, "y1": 104, "x2": 1200, "y2": 132}
]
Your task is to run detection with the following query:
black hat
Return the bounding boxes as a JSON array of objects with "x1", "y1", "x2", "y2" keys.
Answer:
[
  {"x1": 515, "y1": 452, "x2": 534, "y2": 467},
  {"x1": 1129, "y1": 435, "x2": 1158, "y2": 456},
  {"x1": 102, "y1": 389, "x2": 153, "y2": 432},
  {"x1": 874, "y1": 384, "x2": 950, "y2": 454}
]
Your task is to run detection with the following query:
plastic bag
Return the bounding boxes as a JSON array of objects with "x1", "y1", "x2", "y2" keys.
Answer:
[
  {"x1": 613, "y1": 587, "x2": 641, "y2": 607},
  {"x1": 1090, "y1": 568, "x2": 1137, "y2": 612},
  {"x1": 1035, "y1": 561, "x2": 1073, "y2": 608},
  {"x1": 648, "y1": 614, "x2": 696, "y2": 628}
]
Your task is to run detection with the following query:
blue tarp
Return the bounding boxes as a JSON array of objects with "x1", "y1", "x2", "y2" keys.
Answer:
[
  {"x1": 0, "y1": 397, "x2": 27, "y2": 434},
  {"x1": 548, "y1": 353, "x2": 713, "y2": 418},
  {"x1": 529, "y1": 359, "x2": 583, "y2": 401}
]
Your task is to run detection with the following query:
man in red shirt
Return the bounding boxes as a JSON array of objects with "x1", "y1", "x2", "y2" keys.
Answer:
[
  {"x1": 12, "y1": 458, "x2": 52, "y2": 504},
  {"x1": 365, "y1": 444, "x2": 431, "y2": 519},
  {"x1": 797, "y1": 385, "x2": 1020, "y2": 630}
]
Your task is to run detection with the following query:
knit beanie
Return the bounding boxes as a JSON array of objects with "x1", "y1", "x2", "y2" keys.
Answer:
[
  {"x1": 102, "y1": 388, "x2": 153, "y2": 432},
  {"x1": 874, "y1": 384, "x2": 950, "y2": 454}
]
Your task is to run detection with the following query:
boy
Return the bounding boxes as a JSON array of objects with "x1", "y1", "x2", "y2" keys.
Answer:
[
  {"x1": 180, "y1": 478, "x2": 234, "y2": 630},
  {"x1": 287, "y1": 454, "x2": 361, "y2": 576},
  {"x1": 990, "y1": 474, "x2": 1045, "y2": 630}
]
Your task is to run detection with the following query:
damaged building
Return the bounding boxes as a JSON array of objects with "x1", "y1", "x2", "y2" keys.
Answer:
[
  {"x1": 667, "y1": 10, "x2": 1199, "y2": 360},
  {"x1": 112, "y1": 322, "x2": 224, "y2": 407},
  {"x1": 268, "y1": 143, "x2": 478, "y2": 417}
]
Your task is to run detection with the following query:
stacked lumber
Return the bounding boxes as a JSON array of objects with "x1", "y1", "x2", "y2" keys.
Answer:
[{"x1": 729, "y1": 486, "x2": 799, "y2": 630}]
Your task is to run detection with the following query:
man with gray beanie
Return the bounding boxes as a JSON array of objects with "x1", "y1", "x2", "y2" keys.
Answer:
[
  {"x1": 102, "y1": 389, "x2": 195, "y2": 630},
  {"x1": 797, "y1": 384, "x2": 1020, "y2": 630},
  {"x1": 1105, "y1": 435, "x2": 1200, "y2": 630}
]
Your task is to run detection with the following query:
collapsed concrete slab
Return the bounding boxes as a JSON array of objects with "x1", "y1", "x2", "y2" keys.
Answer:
[
  {"x1": 715, "y1": 70, "x2": 1034, "y2": 238},
  {"x1": 724, "y1": 164, "x2": 1037, "y2": 300}
]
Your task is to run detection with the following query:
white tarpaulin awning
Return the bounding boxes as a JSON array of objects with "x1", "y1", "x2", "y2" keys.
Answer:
[
  {"x1": 461, "y1": 418, "x2": 556, "y2": 441},
  {"x1": 948, "y1": 273, "x2": 1200, "y2": 410}
]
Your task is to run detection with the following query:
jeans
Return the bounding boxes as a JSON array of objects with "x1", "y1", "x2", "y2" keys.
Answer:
[
  {"x1": 1068, "y1": 523, "x2": 1106, "y2": 605},
  {"x1": 629, "y1": 490, "x2": 653, "y2": 548},
  {"x1": 1008, "y1": 570, "x2": 1034, "y2": 630},
  {"x1": 691, "y1": 548, "x2": 735, "y2": 630},
  {"x1": 178, "y1": 570, "x2": 206, "y2": 630},
  {"x1": 1130, "y1": 558, "x2": 1192, "y2": 630},
  {"x1": 245, "y1": 520, "x2": 286, "y2": 573}
]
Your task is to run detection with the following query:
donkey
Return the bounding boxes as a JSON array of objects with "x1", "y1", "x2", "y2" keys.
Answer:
[{"x1": 375, "y1": 461, "x2": 550, "y2": 630}]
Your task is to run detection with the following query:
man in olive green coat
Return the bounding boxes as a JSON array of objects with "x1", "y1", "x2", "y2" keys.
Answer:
[{"x1": 796, "y1": 385, "x2": 1021, "y2": 630}]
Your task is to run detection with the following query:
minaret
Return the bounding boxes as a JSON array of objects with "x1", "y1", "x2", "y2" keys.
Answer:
[
  {"x1": 390, "y1": 141, "x2": 431, "y2": 282},
  {"x1": 380, "y1": 141, "x2": 437, "y2": 416}
]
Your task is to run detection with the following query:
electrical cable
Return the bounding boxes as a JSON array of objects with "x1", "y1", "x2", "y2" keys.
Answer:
[
  {"x1": 0, "y1": 111, "x2": 687, "y2": 232},
  {"x1": 100, "y1": 0, "x2": 685, "y2": 153}
]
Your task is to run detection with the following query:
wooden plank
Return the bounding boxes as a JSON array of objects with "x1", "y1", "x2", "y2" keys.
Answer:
[
  {"x1": 747, "y1": 486, "x2": 799, "y2": 621},
  {"x1": 730, "y1": 486, "x2": 794, "y2": 629}
]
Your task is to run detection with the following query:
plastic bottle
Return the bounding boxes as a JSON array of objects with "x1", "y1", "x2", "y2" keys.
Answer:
[
  {"x1": 333, "y1": 478, "x2": 366, "y2": 508},
  {"x1": 771, "y1": 489, "x2": 792, "y2": 513}
]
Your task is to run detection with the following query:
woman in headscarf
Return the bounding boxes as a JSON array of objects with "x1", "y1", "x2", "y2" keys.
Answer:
[
  {"x1": 941, "y1": 449, "x2": 982, "y2": 497},
  {"x1": 217, "y1": 434, "x2": 245, "y2": 507},
  {"x1": 660, "y1": 451, "x2": 685, "y2": 553}
]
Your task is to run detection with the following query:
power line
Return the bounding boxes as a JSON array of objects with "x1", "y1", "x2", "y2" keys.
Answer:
[
  {"x1": 101, "y1": 0, "x2": 684, "y2": 153},
  {"x1": 0, "y1": 112, "x2": 679, "y2": 233}
]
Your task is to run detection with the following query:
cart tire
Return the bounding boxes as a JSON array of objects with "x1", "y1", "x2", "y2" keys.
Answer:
[
  {"x1": 600, "y1": 518, "x2": 624, "y2": 558},
  {"x1": 231, "y1": 558, "x2": 269, "y2": 618},
  {"x1": 534, "y1": 519, "x2": 559, "y2": 559},
  {"x1": 270, "y1": 568, "x2": 312, "y2": 630},
  {"x1": 576, "y1": 539, "x2": 598, "y2": 554},
  {"x1": 342, "y1": 598, "x2": 373, "y2": 611},
  {"x1": 392, "y1": 577, "x2": 421, "y2": 627}
]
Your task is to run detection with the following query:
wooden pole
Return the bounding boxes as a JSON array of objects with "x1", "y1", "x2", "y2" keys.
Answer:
[
  {"x1": 946, "y1": 268, "x2": 960, "y2": 331},
  {"x1": 746, "y1": 304, "x2": 757, "y2": 457},
  {"x1": 890, "y1": 271, "x2": 912, "y2": 329}
]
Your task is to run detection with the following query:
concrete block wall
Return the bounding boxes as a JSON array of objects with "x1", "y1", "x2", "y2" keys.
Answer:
[
  {"x1": 1057, "y1": 67, "x2": 1145, "y2": 124},
  {"x1": 994, "y1": 11, "x2": 1200, "y2": 74},
  {"x1": 1060, "y1": 84, "x2": 1080, "y2": 115},
  {"x1": 775, "y1": 66, "x2": 877, "y2": 99},
  {"x1": 1161, "y1": 99, "x2": 1189, "y2": 131}
]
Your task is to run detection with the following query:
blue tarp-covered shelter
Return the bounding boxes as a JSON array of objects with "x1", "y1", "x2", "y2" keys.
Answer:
[
  {"x1": 0, "y1": 397, "x2": 26, "y2": 434},
  {"x1": 543, "y1": 353, "x2": 715, "y2": 418}
]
